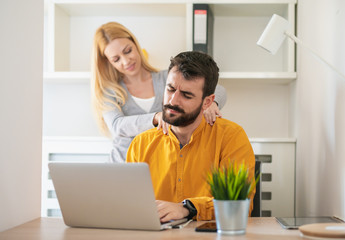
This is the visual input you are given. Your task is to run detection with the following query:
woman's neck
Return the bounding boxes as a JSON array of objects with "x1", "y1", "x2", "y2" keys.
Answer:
[
  {"x1": 123, "y1": 68, "x2": 154, "y2": 99},
  {"x1": 123, "y1": 68, "x2": 151, "y2": 84}
]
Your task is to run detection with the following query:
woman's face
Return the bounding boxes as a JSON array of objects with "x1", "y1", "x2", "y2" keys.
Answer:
[{"x1": 104, "y1": 38, "x2": 142, "y2": 77}]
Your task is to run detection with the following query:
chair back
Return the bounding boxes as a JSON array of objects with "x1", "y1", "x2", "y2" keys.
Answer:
[{"x1": 251, "y1": 160, "x2": 261, "y2": 217}]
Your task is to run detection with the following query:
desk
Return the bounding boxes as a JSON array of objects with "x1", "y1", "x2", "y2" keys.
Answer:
[{"x1": 0, "y1": 217, "x2": 301, "y2": 240}]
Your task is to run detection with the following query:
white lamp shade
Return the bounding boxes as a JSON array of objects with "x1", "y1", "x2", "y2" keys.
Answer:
[{"x1": 257, "y1": 14, "x2": 290, "y2": 55}]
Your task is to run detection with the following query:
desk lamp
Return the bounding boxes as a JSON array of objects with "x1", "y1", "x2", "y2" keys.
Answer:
[{"x1": 257, "y1": 14, "x2": 345, "y2": 81}]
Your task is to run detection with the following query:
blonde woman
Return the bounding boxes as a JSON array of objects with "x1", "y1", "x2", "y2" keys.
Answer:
[{"x1": 92, "y1": 22, "x2": 227, "y2": 162}]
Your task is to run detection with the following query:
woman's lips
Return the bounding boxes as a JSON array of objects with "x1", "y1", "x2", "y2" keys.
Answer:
[{"x1": 126, "y1": 63, "x2": 136, "y2": 71}]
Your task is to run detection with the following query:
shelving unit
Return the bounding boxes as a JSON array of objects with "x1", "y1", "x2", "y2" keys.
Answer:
[
  {"x1": 42, "y1": 0, "x2": 298, "y2": 217},
  {"x1": 44, "y1": 0, "x2": 297, "y2": 84}
]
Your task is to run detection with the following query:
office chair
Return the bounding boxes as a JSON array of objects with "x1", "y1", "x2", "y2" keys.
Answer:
[{"x1": 251, "y1": 160, "x2": 262, "y2": 217}]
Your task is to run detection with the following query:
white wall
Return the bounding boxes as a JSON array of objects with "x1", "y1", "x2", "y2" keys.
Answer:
[
  {"x1": 295, "y1": 0, "x2": 345, "y2": 218},
  {"x1": 0, "y1": 0, "x2": 43, "y2": 231},
  {"x1": 43, "y1": 83, "x2": 101, "y2": 136},
  {"x1": 220, "y1": 80, "x2": 292, "y2": 138}
]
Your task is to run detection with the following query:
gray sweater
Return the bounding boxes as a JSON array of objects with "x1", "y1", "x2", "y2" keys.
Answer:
[{"x1": 103, "y1": 70, "x2": 227, "y2": 162}]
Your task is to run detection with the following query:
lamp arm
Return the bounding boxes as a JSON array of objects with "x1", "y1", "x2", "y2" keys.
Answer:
[{"x1": 285, "y1": 32, "x2": 345, "y2": 81}]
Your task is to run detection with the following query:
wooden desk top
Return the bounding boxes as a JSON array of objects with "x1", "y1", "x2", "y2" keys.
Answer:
[{"x1": 0, "y1": 217, "x2": 302, "y2": 240}]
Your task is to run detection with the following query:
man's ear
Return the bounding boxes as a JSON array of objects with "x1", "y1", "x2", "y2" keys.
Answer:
[{"x1": 202, "y1": 94, "x2": 215, "y2": 110}]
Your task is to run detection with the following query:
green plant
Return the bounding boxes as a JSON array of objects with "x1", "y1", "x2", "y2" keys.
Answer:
[{"x1": 207, "y1": 162, "x2": 260, "y2": 200}]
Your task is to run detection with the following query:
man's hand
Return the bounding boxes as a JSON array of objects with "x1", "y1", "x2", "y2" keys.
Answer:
[
  {"x1": 203, "y1": 102, "x2": 222, "y2": 126},
  {"x1": 153, "y1": 112, "x2": 170, "y2": 135},
  {"x1": 156, "y1": 200, "x2": 189, "y2": 223}
]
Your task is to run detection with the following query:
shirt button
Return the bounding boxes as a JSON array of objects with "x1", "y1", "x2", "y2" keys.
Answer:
[
  {"x1": 178, "y1": 178, "x2": 181, "y2": 182},
  {"x1": 180, "y1": 154, "x2": 183, "y2": 157}
]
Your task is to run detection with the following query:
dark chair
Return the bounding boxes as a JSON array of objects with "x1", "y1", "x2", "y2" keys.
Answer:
[{"x1": 251, "y1": 160, "x2": 261, "y2": 217}]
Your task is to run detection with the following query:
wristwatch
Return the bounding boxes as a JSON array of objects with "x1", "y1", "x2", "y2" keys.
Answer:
[{"x1": 182, "y1": 200, "x2": 197, "y2": 220}]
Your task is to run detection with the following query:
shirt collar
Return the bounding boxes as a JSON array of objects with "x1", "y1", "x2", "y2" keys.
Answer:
[{"x1": 168, "y1": 116, "x2": 207, "y2": 146}]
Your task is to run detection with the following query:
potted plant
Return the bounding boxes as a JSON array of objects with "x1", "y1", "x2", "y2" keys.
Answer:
[{"x1": 207, "y1": 162, "x2": 259, "y2": 235}]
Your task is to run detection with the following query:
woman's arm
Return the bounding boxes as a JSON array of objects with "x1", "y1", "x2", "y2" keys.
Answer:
[
  {"x1": 214, "y1": 84, "x2": 227, "y2": 109},
  {"x1": 103, "y1": 108, "x2": 156, "y2": 138}
]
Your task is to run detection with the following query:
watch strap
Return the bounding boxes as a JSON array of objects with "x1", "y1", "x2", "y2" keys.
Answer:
[{"x1": 182, "y1": 200, "x2": 197, "y2": 220}]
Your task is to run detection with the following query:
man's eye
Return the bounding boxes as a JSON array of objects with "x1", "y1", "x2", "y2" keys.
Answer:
[
  {"x1": 167, "y1": 88, "x2": 174, "y2": 92},
  {"x1": 183, "y1": 94, "x2": 192, "y2": 99}
]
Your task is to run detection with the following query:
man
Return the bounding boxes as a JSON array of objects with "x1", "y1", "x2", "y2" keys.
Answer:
[{"x1": 126, "y1": 51, "x2": 255, "y2": 222}]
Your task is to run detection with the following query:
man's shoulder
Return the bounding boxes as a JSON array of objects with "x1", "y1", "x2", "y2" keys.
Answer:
[
  {"x1": 213, "y1": 117, "x2": 244, "y2": 133},
  {"x1": 132, "y1": 128, "x2": 164, "y2": 144}
]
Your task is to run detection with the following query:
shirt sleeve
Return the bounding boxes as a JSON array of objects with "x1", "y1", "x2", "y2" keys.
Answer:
[
  {"x1": 186, "y1": 127, "x2": 255, "y2": 220},
  {"x1": 220, "y1": 127, "x2": 256, "y2": 215},
  {"x1": 126, "y1": 136, "x2": 138, "y2": 163},
  {"x1": 214, "y1": 84, "x2": 227, "y2": 110},
  {"x1": 187, "y1": 197, "x2": 215, "y2": 221},
  {"x1": 103, "y1": 108, "x2": 156, "y2": 138}
]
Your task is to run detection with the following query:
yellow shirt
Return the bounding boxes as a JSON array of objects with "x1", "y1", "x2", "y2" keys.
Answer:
[{"x1": 126, "y1": 117, "x2": 255, "y2": 220}]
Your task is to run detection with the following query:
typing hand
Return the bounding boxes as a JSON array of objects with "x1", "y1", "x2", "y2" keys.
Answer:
[{"x1": 156, "y1": 200, "x2": 189, "y2": 223}]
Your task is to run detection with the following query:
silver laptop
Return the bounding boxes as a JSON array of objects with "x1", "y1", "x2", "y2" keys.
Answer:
[{"x1": 48, "y1": 162, "x2": 187, "y2": 231}]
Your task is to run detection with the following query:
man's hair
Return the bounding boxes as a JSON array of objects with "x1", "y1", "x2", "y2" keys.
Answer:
[{"x1": 168, "y1": 51, "x2": 219, "y2": 99}]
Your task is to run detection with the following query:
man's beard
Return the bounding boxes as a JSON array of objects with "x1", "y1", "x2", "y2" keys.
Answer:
[{"x1": 162, "y1": 102, "x2": 203, "y2": 127}]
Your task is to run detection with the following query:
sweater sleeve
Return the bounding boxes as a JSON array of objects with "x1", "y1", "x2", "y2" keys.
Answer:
[
  {"x1": 214, "y1": 84, "x2": 227, "y2": 110},
  {"x1": 103, "y1": 109, "x2": 156, "y2": 138},
  {"x1": 102, "y1": 70, "x2": 167, "y2": 139}
]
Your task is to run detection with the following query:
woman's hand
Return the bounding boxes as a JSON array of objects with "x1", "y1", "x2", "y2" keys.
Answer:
[
  {"x1": 204, "y1": 102, "x2": 222, "y2": 126},
  {"x1": 153, "y1": 112, "x2": 170, "y2": 135}
]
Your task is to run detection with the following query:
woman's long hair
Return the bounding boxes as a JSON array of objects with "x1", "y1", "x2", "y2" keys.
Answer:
[{"x1": 91, "y1": 22, "x2": 158, "y2": 135}]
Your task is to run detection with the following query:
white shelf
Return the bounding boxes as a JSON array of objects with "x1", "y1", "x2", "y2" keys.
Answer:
[
  {"x1": 43, "y1": 136, "x2": 110, "y2": 142},
  {"x1": 52, "y1": 0, "x2": 296, "y2": 3},
  {"x1": 44, "y1": 0, "x2": 296, "y2": 76},
  {"x1": 44, "y1": 72, "x2": 91, "y2": 83},
  {"x1": 250, "y1": 138, "x2": 296, "y2": 143},
  {"x1": 53, "y1": 2, "x2": 187, "y2": 17},
  {"x1": 44, "y1": 71, "x2": 296, "y2": 84},
  {"x1": 220, "y1": 72, "x2": 297, "y2": 84}
]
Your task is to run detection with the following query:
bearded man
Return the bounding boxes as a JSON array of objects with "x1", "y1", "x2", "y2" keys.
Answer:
[{"x1": 126, "y1": 51, "x2": 255, "y2": 222}]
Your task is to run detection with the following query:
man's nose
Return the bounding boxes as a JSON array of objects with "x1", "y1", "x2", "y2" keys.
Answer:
[{"x1": 169, "y1": 91, "x2": 181, "y2": 106}]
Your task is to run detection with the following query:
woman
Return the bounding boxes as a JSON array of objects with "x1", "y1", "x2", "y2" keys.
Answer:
[{"x1": 91, "y1": 22, "x2": 227, "y2": 162}]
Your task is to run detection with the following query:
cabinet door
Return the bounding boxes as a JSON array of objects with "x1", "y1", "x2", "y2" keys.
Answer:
[
  {"x1": 251, "y1": 141, "x2": 296, "y2": 217},
  {"x1": 41, "y1": 137, "x2": 112, "y2": 217}
]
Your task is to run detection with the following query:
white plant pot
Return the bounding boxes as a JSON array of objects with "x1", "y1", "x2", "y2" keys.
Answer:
[{"x1": 213, "y1": 199, "x2": 250, "y2": 235}]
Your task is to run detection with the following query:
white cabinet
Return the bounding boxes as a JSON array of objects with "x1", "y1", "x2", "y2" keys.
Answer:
[
  {"x1": 44, "y1": 0, "x2": 296, "y2": 83},
  {"x1": 251, "y1": 139, "x2": 296, "y2": 217},
  {"x1": 41, "y1": 137, "x2": 296, "y2": 217},
  {"x1": 41, "y1": 137, "x2": 112, "y2": 217}
]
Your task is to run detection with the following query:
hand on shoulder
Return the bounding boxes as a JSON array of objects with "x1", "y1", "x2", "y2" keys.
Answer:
[
  {"x1": 153, "y1": 112, "x2": 169, "y2": 135},
  {"x1": 203, "y1": 101, "x2": 222, "y2": 126}
]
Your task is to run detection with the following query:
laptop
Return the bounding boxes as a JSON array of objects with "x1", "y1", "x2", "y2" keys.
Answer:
[{"x1": 48, "y1": 162, "x2": 187, "y2": 231}]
